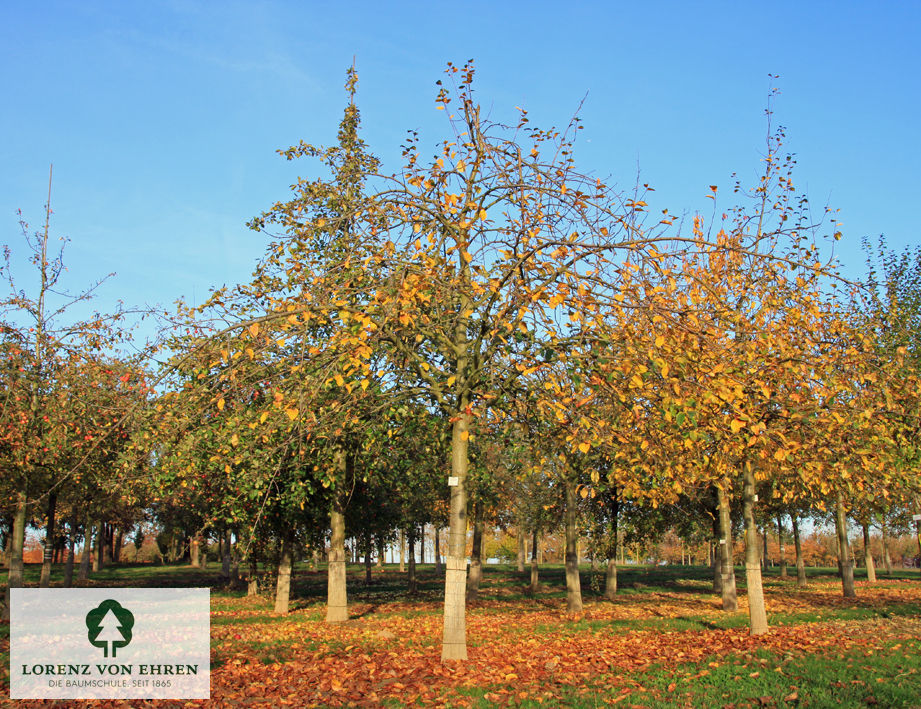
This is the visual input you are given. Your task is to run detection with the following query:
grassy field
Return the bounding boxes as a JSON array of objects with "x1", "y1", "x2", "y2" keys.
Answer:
[{"x1": 2, "y1": 562, "x2": 920, "y2": 707}]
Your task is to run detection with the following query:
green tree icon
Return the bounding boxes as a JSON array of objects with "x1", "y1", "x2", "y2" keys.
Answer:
[{"x1": 86, "y1": 599, "x2": 134, "y2": 658}]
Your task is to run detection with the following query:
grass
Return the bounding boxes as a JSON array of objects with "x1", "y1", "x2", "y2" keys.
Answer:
[{"x1": 2, "y1": 560, "x2": 920, "y2": 706}]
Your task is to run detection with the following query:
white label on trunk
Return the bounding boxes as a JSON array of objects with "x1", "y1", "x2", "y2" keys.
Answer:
[
  {"x1": 753, "y1": 494, "x2": 758, "y2": 502},
  {"x1": 719, "y1": 539, "x2": 727, "y2": 545},
  {"x1": 448, "y1": 477, "x2": 459, "y2": 487},
  {"x1": 913, "y1": 514, "x2": 921, "y2": 522}
]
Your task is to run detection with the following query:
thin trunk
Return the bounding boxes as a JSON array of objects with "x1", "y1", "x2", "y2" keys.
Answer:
[
  {"x1": 742, "y1": 466, "x2": 768, "y2": 635},
  {"x1": 221, "y1": 529, "x2": 232, "y2": 581},
  {"x1": 441, "y1": 410, "x2": 471, "y2": 661},
  {"x1": 605, "y1": 488, "x2": 620, "y2": 600},
  {"x1": 377, "y1": 535, "x2": 385, "y2": 569},
  {"x1": 711, "y1": 498, "x2": 722, "y2": 594},
  {"x1": 466, "y1": 504, "x2": 483, "y2": 602},
  {"x1": 761, "y1": 527, "x2": 769, "y2": 569},
  {"x1": 247, "y1": 556, "x2": 259, "y2": 596},
  {"x1": 716, "y1": 484, "x2": 738, "y2": 611},
  {"x1": 529, "y1": 528, "x2": 539, "y2": 592},
  {"x1": 777, "y1": 515, "x2": 787, "y2": 579},
  {"x1": 63, "y1": 513, "x2": 77, "y2": 587},
  {"x1": 93, "y1": 520, "x2": 104, "y2": 572},
  {"x1": 792, "y1": 515, "x2": 806, "y2": 587},
  {"x1": 434, "y1": 527, "x2": 442, "y2": 574},
  {"x1": 326, "y1": 488, "x2": 348, "y2": 622},
  {"x1": 79, "y1": 516, "x2": 92, "y2": 581},
  {"x1": 835, "y1": 495, "x2": 856, "y2": 598},
  {"x1": 862, "y1": 522, "x2": 876, "y2": 582},
  {"x1": 364, "y1": 531, "x2": 373, "y2": 585},
  {"x1": 38, "y1": 491, "x2": 57, "y2": 587},
  {"x1": 113, "y1": 527, "x2": 123, "y2": 563},
  {"x1": 3, "y1": 489, "x2": 28, "y2": 621},
  {"x1": 398, "y1": 528, "x2": 405, "y2": 573},
  {"x1": 190, "y1": 534, "x2": 201, "y2": 568},
  {"x1": 274, "y1": 533, "x2": 294, "y2": 614},
  {"x1": 407, "y1": 526, "x2": 417, "y2": 594},
  {"x1": 564, "y1": 482, "x2": 583, "y2": 613},
  {"x1": 516, "y1": 524, "x2": 526, "y2": 573},
  {"x1": 881, "y1": 522, "x2": 893, "y2": 575}
]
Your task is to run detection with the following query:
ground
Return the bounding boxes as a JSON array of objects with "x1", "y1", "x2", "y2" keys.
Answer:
[{"x1": 2, "y1": 563, "x2": 920, "y2": 707}]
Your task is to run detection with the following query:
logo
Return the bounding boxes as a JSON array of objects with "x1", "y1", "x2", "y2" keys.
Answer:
[{"x1": 86, "y1": 599, "x2": 135, "y2": 658}]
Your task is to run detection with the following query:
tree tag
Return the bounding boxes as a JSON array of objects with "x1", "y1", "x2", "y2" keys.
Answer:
[
  {"x1": 913, "y1": 514, "x2": 921, "y2": 522},
  {"x1": 719, "y1": 539, "x2": 726, "y2": 545},
  {"x1": 753, "y1": 494, "x2": 758, "y2": 502},
  {"x1": 448, "y1": 476, "x2": 459, "y2": 487}
]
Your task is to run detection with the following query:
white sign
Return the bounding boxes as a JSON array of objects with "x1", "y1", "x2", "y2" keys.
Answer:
[
  {"x1": 448, "y1": 476, "x2": 459, "y2": 486},
  {"x1": 912, "y1": 514, "x2": 921, "y2": 522},
  {"x1": 10, "y1": 588, "x2": 209, "y2": 699}
]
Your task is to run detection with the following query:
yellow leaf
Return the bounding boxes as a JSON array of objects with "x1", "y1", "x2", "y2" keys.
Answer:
[
  {"x1": 478, "y1": 209, "x2": 487, "y2": 220},
  {"x1": 217, "y1": 398, "x2": 225, "y2": 411},
  {"x1": 579, "y1": 487, "x2": 588, "y2": 499},
  {"x1": 730, "y1": 418, "x2": 746, "y2": 434},
  {"x1": 655, "y1": 335, "x2": 665, "y2": 348},
  {"x1": 285, "y1": 408, "x2": 298, "y2": 421},
  {"x1": 447, "y1": 375, "x2": 456, "y2": 386},
  {"x1": 578, "y1": 442, "x2": 591, "y2": 454},
  {"x1": 773, "y1": 449, "x2": 787, "y2": 462},
  {"x1": 230, "y1": 433, "x2": 239, "y2": 447},
  {"x1": 334, "y1": 374, "x2": 345, "y2": 387},
  {"x1": 260, "y1": 411, "x2": 269, "y2": 423},
  {"x1": 224, "y1": 464, "x2": 231, "y2": 473},
  {"x1": 460, "y1": 430, "x2": 469, "y2": 441},
  {"x1": 248, "y1": 323, "x2": 260, "y2": 338},
  {"x1": 360, "y1": 379, "x2": 369, "y2": 391}
]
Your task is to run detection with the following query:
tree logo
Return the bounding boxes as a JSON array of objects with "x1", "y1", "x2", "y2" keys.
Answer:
[{"x1": 86, "y1": 599, "x2": 135, "y2": 658}]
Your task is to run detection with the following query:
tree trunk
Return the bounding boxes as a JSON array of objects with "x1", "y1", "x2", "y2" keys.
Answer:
[
  {"x1": 63, "y1": 512, "x2": 77, "y2": 587},
  {"x1": 862, "y1": 522, "x2": 876, "y2": 583},
  {"x1": 190, "y1": 534, "x2": 201, "y2": 568},
  {"x1": 835, "y1": 495, "x2": 856, "y2": 598},
  {"x1": 326, "y1": 489, "x2": 349, "y2": 622},
  {"x1": 221, "y1": 529, "x2": 232, "y2": 581},
  {"x1": 716, "y1": 484, "x2": 738, "y2": 611},
  {"x1": 777, "y1": 515, "x2": 787, "y2": 579},
  {"x1": 407, "y1": 525, "x2": 417, "y2": 594},
  {"x1": 466, "y1": 504, "x2": 483, "y2": 602},
  {"x1": 881, "y1": 522, "x2": 893, "y2": 576},
  {"x1": 247, "y1": 556, "x2": 259, "y2": 596},
  {"x1": 79, "y1": 515, "x2": 92, "y2": 581},
  {"x1": 113, "y1": 527, "x2": 123, "y2": 563},
  {"x1": 564, "y1": 482, "x2": 583, "y2": 612},
  {"x1": 93, "y1": 520, "x2": 104, "y2": 572},
  {"x1": 434, "y1": 527, "x2": 442, "y2": 574},
  {"x1": 529, "y1": 528, "x2": 539, "y2": 592},
  {"x1": 605, "y1": 486, "x2": 619, "y2": 600},
  {"x1": 38, "y1": 491, "x2": 58, "y2": 587},
  {"x1": 3, "y1": 488, "x2": 28, "y2": 621},
  {"x1": 364, "y1": 531, "x2": 373, "y2": 585},
  {"x1": 399, "y1": 528, "x2": 405, "y2": 572},
  {"x1": 516, "y1": 524, "x2": 526, "y2": 573},
  {"x1": 274, "y1": 533, "x2": 293, "y2": 614},
  {"x1": 377, "y1": 535, "x2": 385, "y2": 569},
  {"x1": 791, "y1": 515, "x2": 806, "y2": 587},
  {"x1": 761, "y1": 527, "x2": 769, "y2": 569},
  {"x1": 742, "y1": 466, "x2": 768, "y2": 634},
  {"x1": 441, "y1": 411, "x2": 471, "y2": 661},
  {"x1": 711, "y1": 499, "x2": 722, "y2": 594}
]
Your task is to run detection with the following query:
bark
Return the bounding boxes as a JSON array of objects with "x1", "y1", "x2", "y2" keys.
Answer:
[
  {"x1": 3, "y1": 488, "x2": 28, "y2": 621},
  {"x1": 38, "y1": 491, "x2": 57, "y2": 587},
  {"x1": 862, "y1": 522, "x2": 876, "y2": 582},
  {"x1": 835, "y1": 495, "x2": 856, "y2": 599},
  {"x1": 190, "y1": 534, "x2": 201, "y2": 568},
  {"x1": 274, "y1": 533, "x2": 293, "y2": 614},
  {"x1": 377, "y1": 535, "x2": 385, "y2": 570},
  {"x1": 441, "y1": 411, "x2": 471, "y2": 661},
  {"x1": 711, "y1": 498, "x2": 722, "y2": 594},
  {"x1": 564, "y1": 482, "x2": 583, "y2": 613},
  {"x1": 407, "y1": 526, "x2": 417, "y2": 594},
  {"x1": 777, "y1": 515, "x2": 787, "y2": 579},
  {"x1": 881, "y1": 522, "x2": 893, "y2": 575},
  {"x1": 605, "y1": 487, "x2": 620, "y2": 600},
  {"x1": 742, "y1": 466, "x2": 768, "y2": 635},
  {"x1": 529, "y1": 528, "x2": 540, "y2": 592},
  {"x1": 93, "y1": 521, "x2": 104, "y2": 572},
  {"x1": 221, "y1": 529, "x2": 232, "y2": 581},
  {"x1": 63, "y1": 512, "x2": 77, "y2": 587},
  {"x1": 466, "y1": 504, "x2": 483, "y2": 602},
  {"x1": 516, "y1": 524, "x2": 526, "y2": 573},
  {"x1": 326, "y1": 486, "x2": 349, "y2": 622},
  {"x1": 716, "y1": 484, "x2": 738, "y2": 611},
  {"x1": 791, "y1": 515, "x2": 806, "y2": 587},
  {"x1": 434, "y1": 527, "x2": 442, "y2": 574},
  {"x1": 79, "y1": 516, "x2": 92, "y2": 581},
  {"x1": 247, "y1": 557, "x2": 259, "y2": 596},
  {"x1": 761, "y1": 527, "x2": 769, "y2": 569},
  {"x1": 364, "y1": 531, "x2": 373, "y2": 585},
  {"x1": 113, "y1": 527, "x2": 123, "y2": 563},
  {"x1": 398, "y1": 528, "x2": 405, "y2": 572}
]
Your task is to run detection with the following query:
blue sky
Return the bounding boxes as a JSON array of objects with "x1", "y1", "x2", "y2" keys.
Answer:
[{"x1": 3, "y1": 1, "x2": 919, "y2": 342}]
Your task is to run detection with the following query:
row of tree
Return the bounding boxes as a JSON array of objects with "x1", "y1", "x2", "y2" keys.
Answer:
[{"x1": 3, "y1": 64, "x2": 921, "y2": 662}]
